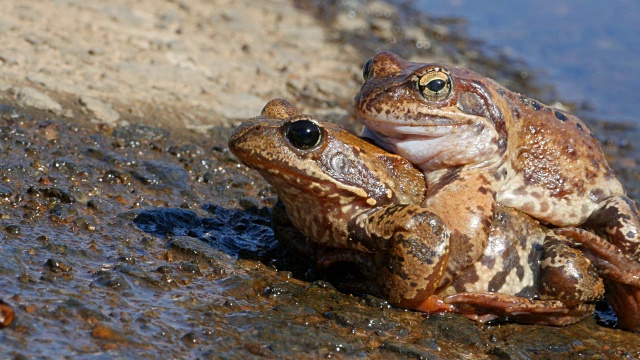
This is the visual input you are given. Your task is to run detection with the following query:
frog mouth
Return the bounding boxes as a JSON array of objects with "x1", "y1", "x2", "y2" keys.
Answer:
[{"x1": 361, "y1": 116, "x2": 457, "y2": 140}]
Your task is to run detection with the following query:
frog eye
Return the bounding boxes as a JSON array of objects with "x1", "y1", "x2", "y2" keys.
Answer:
[
  {"x1": 417, "y1": 70, "x2": 452, "y2": 101},
  {"x1": 285, "y1": 119, "x2": 322, "y2": 149},
  {"x1": 362, "y1": 58, "x2": 374, "y2": 81}
]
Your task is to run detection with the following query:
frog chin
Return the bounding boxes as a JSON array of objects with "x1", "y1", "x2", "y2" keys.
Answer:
[{"x1": 363, "y1": 124, "x2": 500, "y2": 172}]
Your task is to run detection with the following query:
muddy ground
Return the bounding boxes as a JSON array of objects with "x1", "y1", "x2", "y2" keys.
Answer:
[{"x1": 0, "y1": 0, "x2": 639, "y2": 358}]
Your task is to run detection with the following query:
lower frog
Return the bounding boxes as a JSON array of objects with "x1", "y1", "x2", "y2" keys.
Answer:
[
  {"x1": 355, "y1": 52, "x2": 640, "y2": 331},
  {"x1": 228, "y1": 99, "x2": 604, "y2": 325}
]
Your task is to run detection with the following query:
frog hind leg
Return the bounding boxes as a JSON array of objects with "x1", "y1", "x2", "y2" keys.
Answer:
[
  {"x1": 554, "y1": 227, "x2": 640, "y2": 287},
  {"x1": 439, "y1": 235, "x2": 603, "y2": 326},
  {"x1": 584, "y1": 196, "x2": 640, "y2": 261},
  {"x1": 443, "y1": 292, "x2": 594, "y2": 325},
  {"x1": 555, "y1": 226, "x2": 640, "y2": 332},
  {"x1": 538, "y1": 235, "x2": 605, "y2": 304}
]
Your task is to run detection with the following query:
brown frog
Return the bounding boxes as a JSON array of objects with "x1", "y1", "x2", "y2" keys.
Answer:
[
  {"x1": 228, "y1": 99, "x2": 604, "y2": 325},
  {"x1": 355, "y1": 51, "x2": 640, "y2": 331}
]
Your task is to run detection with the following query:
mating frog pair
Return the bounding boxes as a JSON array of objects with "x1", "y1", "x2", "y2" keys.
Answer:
[
  {"x1": 229, "y1": 53, "x2": 640, "y2": 330},
  {"x1": 230, "y1": 99, "x2": 601, "y2": 325},
  {"x1": 354, "y1": 52, "x2": 640, "y2": 330}
]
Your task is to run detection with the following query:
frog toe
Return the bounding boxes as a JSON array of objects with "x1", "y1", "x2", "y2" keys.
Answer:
[{"x1": 443, "y1": 292, "x2": 593, "y2": 325}]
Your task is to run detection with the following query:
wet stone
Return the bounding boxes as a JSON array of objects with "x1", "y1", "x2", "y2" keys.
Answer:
[
  {"x1": 118, "y1": 256, "x2": 136, "y2": 265},
  {"x1": 72, "y1": 215, "x2": 98, "y2": 231},
  {"x1": 64, "y1": 298, "x2": 109, "y2": 322},
  {"x1": 85, "y1": 147, "x2": 136, "y2": 167},
  {"x1": 382, "y1": 341, "x2": 443, "y2": 360},
  {"x1": 112, "y1": 124, "x2": 168, "y2": 148},
  {"x1": 258, "y1": 322, "x2": 367, "y2": 356},
  {"x1": 422, "y1": 313, "x2": 485, "y2": 347},
  {"x1": 271, "y1": 304, "x2": 318, "y2": 316},
  {"x1": 92, "y1": 323, "x2": 124, "y2": 342},
  {"x1": 156, "y1": 265, "x2": 172, "y2": 274},
  {"x1": 87, "y1": 198, "x2": 107, "y2": 212},
  {"x1": 4, "y1": 224, "x2": 21, "y2": 235},
  {"x1": 168, "y1": 235, "x2": 221, "y2": 261},
  {"x1": 94, "y1": 270, "x2": 132, "y2": 290},
  {"x1": 101, "y1": 169, "x2": 127, "y2": 184},
  {"x1": 501, "y1": 327, "x2": 582, "y2": 355},
  {"x1": 131, "y1": 170, "x2": 160, "y2": 187},
  {"x1": 328, "y1": 310, "x2": 398, "y2": 334},
  {"x1": 144, "y1": 160, "x2": 190, "y2": 189},
  {"x1": 114, "y1": 263, "x2": 167, "y2": 290},
  {"x1": 263, "y1": 281, "x2": 305, "y2": 300},
  {"x1": 46, "y1": 258, "x2": 73, "y2": 273},
  {"x1": 49, "y1": 203, "x2": 78, "y2": 223},
  {"x1": 168, "y1": 143, "x2": 205, "y2": 158},
  {"x1": 0, "y1": 184, "x2": 12, "y2": 198},
  {"x1": 40, "y1": 187, "x2": 76, "y2": 203},
  {"x1": 178, "y1": 261, "x2": 201, "y2": 275},
  {"x1": 181, "y1": 332, "x2": 200, "y2": 346},
  {"x1": 52, "y1": 158, "x2": 79, "y2": 174}
]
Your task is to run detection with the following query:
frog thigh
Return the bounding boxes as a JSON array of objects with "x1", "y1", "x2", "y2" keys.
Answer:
[
  {"x1": 443, "y1": 292, "x2": 594, "y2": 326},
  {"x1": 538, "y1": 235, "x2": 604, "y2": 304}
]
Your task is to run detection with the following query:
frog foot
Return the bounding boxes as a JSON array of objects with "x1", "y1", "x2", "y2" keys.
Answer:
[
  {"x1": 557, "y1": 227, "x2": 640, "y2": 332},
  {"x1": 443, "y1": 292, "x2": 594, "y2": 326}
]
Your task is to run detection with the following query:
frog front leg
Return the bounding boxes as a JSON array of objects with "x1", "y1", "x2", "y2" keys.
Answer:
[
  {"x1": 332, "y1": 204, "x2": 451, "y2": 309},
  {"x1": 423, "y1": 170, "x2": 497, "y2": 287},
  {"x1": 557, "y1": 195, "x2": 640, "y2": 331}
]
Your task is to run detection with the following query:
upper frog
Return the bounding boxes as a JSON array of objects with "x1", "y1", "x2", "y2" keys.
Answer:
[
  {"x1": 354, "y1": 52, "x2": 640, "y2": 331},
  {"x1": 355, "y1": 51, "x2": 622, "y2": 226},
  {"x1": 229, "y1": 99, "x2": 604, "y2": 326}
]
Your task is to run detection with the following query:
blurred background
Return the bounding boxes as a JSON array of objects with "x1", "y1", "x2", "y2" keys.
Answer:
[{"x1": 414, "y1": 0, "x2": 640, "y2": 124}]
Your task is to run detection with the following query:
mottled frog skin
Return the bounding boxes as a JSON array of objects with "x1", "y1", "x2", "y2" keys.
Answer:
[
  {"x1": 355, "y1": 52, "x2": 640, "y2": 331},
  {"x1": 228, "y1": 99, "x2": 604, "y2": 325}
]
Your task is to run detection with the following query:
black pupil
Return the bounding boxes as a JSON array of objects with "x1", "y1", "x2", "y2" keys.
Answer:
[
  {"x1": 362, "y1": 59, "x2": 373, "y2": 80},
  {"x1": 286, "y1": 120, "x2": 321, "y2": 149},
  {"x1": 426, "y1": 79, "x2": 446, "y2": 93}
]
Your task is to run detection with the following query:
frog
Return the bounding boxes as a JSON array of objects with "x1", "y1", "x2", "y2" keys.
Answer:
[
  {"x1": 228, "y1": 98, "x2": 604, "y2": 325},
  {"x1": 354, "y1": 51, "x2": 640, "y2": 331}
]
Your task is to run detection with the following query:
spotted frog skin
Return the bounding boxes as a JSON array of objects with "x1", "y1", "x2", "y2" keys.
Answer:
[
  {"x1": 229, "y1": 99, "x2": 604, "y2": 325},
  {"x1": 355, "y1": 52, "x2": 640, "y2": 331}
]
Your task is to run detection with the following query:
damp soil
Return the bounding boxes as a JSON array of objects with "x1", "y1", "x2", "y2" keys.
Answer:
[{"x1": 0, "y1": 0, "x2": 639, "y2": 359}]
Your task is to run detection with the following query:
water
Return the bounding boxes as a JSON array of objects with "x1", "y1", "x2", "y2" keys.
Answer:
[{"x1": 416, "y1": 0, "x2": 640, "y2": 123}]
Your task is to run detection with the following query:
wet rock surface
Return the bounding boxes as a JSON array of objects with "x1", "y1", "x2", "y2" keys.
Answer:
[
  {"x1": 0, "y1": 100, "x2": 636, "y2": 359},
  {"x1": 0, "y1": 0, "x2": 638, "y2": 358}
]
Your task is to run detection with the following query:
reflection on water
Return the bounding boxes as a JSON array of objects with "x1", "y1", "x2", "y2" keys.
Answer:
[{"x1": 416, "y1": 0, "x2": 640, "y2": 123}]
